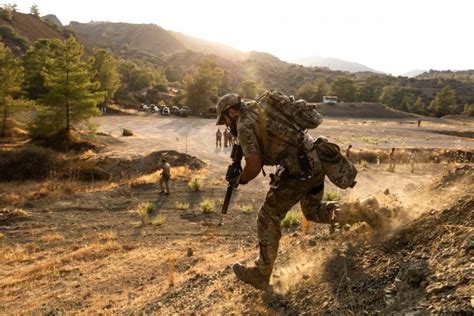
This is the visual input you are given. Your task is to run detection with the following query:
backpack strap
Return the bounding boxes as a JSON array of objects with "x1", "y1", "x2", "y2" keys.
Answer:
[{"x1": 256, "y1": 106, "x2": 270, "y2": 158}]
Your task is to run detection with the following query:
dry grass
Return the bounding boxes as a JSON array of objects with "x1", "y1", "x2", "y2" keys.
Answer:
[
  {"x1": 281, "y1": 209, "x2": 302, "y2": 228},
  {"x1": 0, "y1": 180, "x2": 118, "y2": 207},
  {"x1": 96, "y1": 230, "x2": 118, "y2": 241},
  {"x1": 137, "y1": 201, "x2": 155, "y2": 225},
  {"x1": 130, "y1": 171, "x2": 161, "y2": 188},
  {"x1": 188, "y1": 177, "x2": 203, "y2": 191},
  {"x1": 40, "y1": 233, "x2": 64, "y2": 243},
  {"x1": 151, "y1": 215, "x2": 166, "y2": 226},
  {"x1": 0, "y1": 241, "x2": 121, "y2": 287},
  {"x1": 240, "y1": 205, "x2": 253, "y2": 214},
  {"x1": 175, "y1": 201, "x2": 190, "y2": 210},
  {"x1": 167, "y1": 256, "x2": 176, "y2": 287},
  {"x1": 0, "y1": 245, "x2": 29, "y2": 264},
  {"x1": 170, "y1": 166, "x2": 191, "y2": 179},
  {"x1": 324, "y1": 191, "x2": 342, "y2": 201},
  {"x1": 200, "y1": 199, "x2": 215, "y2": 213}
]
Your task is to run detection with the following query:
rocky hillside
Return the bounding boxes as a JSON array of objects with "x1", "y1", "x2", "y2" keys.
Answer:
[
  {"x1": 0, "y1": 11, "x2": 66, "y2": 53},
  {"x1": 294, "y1": 56, "x2": 383, "y2": 74},
  {"x1": 69, "y1": 21, "x2": 184, "y2": 55}
]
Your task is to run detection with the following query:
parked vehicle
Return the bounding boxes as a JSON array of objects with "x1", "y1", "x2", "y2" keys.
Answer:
[
  {"x1": 170, "y1": 106, "x2": 180, "y2": 115},
  {"x1": 203, "y1": 107, "x2": 218, "y2": 119},
  {"x1": 161, "y1": 106, "x2": 171, "y2": 115},
  {"x1": 178, "y1": 108, "x2": 189, "y2": 117}
]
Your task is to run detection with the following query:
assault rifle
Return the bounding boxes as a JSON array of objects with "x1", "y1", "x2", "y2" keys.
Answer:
[{"x1": 221, "y1": 144, "x2": 243, "y2": 214}]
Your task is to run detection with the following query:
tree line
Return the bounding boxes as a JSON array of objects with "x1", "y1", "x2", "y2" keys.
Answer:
[
  {"x1": 295, "y1": 75, "x2": 474, "y2": 117},
  {"x1": 2, "y1": 35, "x2": 473, "y2": 139}
]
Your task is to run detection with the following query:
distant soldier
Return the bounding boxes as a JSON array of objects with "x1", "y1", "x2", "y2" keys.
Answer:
[
  {"x1": 216, "y1": 128, "x2": 222, "y2": 147},
  {"x1": 345, "y1": 144, "x2": 353, "y2": 162},
  {"x1": 417, "y1": 119, "x2": 422, "y2": 127},
  {"x1": 223, "y1": 129, "x2": 230, "y2": 147},
  {"x1": 408, "y1": 149, "x2": 416, "y2": 173},
  {"x1": 388, "y1": 148, "x2": 396, "y2": 172},
  {"x1": 159, "y1": 158, "x2": 171, "y2": 195}
]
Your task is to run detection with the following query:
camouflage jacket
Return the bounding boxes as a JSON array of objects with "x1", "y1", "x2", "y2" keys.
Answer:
[{"x1": 237, "y1": 102, "x2": 322, "y2": 176}]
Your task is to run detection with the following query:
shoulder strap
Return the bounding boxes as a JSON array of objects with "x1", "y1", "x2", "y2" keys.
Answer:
[{"x1": 256, "y1": 106, "x2": 270, "y2": 157}]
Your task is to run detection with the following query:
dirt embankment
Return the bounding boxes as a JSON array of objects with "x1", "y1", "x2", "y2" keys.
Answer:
[
  {"x1": 315, "y1": 102, "x2": 416, "y2": 119},
  {"x1": 0, "y1": 145, "x2": 204, "y2": 182},
  {"x1": 134, "y1": 166, "x2": 473, "y2": 315}
]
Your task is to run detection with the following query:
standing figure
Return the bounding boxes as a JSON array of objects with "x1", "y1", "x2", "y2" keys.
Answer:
[
  {"x1": 159, "y1": 158, "x2": 171, "y2": 195},
  {"x1": 216, "y1": 128, "x2": 222, "y2": 147},
  {"x1": 223, "y1": 129, "x2": 230, "y2": 147},
  {"x1": 409, "y1": 149, "x2": 416, "y2": 173},
  {"x1": 388, "y1": 148, "x2": 396, "y2": 172},
  {"x1": 346, "y1": 144, "x2": 353, "y2": 162}
]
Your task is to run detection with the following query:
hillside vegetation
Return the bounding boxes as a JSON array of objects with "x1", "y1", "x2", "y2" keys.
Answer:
[{"x1": 1, "y1": 9, "x2": 474, "y2": 121}]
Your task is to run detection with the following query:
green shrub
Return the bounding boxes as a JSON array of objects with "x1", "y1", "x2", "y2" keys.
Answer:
[
  {"x1": 175, "y1": 201, "x2": 189, "y2": 210},
  {"x1": 0, "y1": 25, "x2": 29, "y2": 49},
  {"x1": 137, "y1": 201, "x2": 155, "y2": 225},
  {"x1": 188, "y1": 177, "x2": 202, "y2": 191},
  {"x1": 359, "y1": 159, "x2": 369, "y2": 168},
  {"x1": 281, "y1": 209, "x2": 302, "y2": 228},
  {"x1": 324, "y1": 191, "x2": 342, "y2": 201},
  {"x1": 240, "y1": 205, "x2": 253, "y2": 214},
  {"x1": 200, "y1": 199, "x2": 215, "y2": 213},
  {"x1": 122, "y1": 128, "x2": 133, "y2": 136},
  {"x1": 151, "y1": 214, "x2": 166, "y2": 226}
]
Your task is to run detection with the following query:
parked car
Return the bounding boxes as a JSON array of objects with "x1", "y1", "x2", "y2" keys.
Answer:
[
  {"x1": 170, "y1": 105, "x2": 180, "y2": 115},
  {"x1": 178, "y1": 108, "x2": 189, "y2": 117},
  {"x1": 161, "y1": 106, "x2": 171, "y2": 115},
  {"x1": 203, "y1": 107, "x2": 218, "y2": 119}
]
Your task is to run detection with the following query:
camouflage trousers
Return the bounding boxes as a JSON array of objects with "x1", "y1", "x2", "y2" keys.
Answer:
[{"x1": 255, "y1": 169, "x2": 329, "y2": 278}]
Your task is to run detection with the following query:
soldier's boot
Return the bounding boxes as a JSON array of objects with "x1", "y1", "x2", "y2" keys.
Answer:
[{"x1": 232, "y1": 263, "x2": 270, "y2": 291}]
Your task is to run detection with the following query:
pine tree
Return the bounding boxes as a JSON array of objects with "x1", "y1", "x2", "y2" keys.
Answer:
[
  {"x1": 428, "y1": 85, "x2": 456, "y2": 117},
  {"x1": 23, "y1": 39, "x2": 63, "y2": 99},
  {"x1": 31, "y1": 37, "x2": 104, "y2": 136},
  {"x1": 330, "y1": 76, "x2": 356, "y2": 102},
  {"x1": 297, "y1": 79, "x2": 328, "y2": 102},
  {"x1": 183, "y1": 59, "x2": 226, "y2": 114},
  {"x1": 30, "y1": 4, "x2": 40, "y2": 17},
  {"x1": 413, "y1": 96, "x2": 425, "y2": 114},
  {"x1": 91, "y1": 49, "x2": 120, "y2": 105},
  {"x1": 0, "y1": 44, "x2": 24, "y2": 137}
]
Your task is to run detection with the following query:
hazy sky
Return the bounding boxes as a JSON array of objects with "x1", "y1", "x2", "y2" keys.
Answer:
[{"x1": 12, "y1": 0, "x2": 474, "y2": 75}]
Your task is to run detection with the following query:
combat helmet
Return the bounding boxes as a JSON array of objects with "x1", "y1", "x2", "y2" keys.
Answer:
[{"x1": 216, "y1": 93, "x2": 241, "y2": 125}]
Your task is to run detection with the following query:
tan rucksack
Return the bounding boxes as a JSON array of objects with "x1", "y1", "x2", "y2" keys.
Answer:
[{"x1": 252, "y1": 90, "x2": 357, "y2": 188}]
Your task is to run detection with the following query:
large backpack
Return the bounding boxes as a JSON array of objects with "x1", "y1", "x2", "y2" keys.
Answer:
[{"x1": 253, "y1": 90, "x2": 357, "y2": 189}]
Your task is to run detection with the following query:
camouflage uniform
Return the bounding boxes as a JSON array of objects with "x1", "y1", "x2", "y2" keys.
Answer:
[
  {"x1": 216, "y1": 129, "x2": 222, "y2": 147},
  {"x1": 159, "y1": 162, "x2": 171, "y2": 194},
  {"x1": 237, "y1": 104, "x2": 329, "y2": 278}
]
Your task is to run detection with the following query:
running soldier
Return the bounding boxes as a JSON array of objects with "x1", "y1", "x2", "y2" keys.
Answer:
[{"x1": 216, "y1": 93, "x2": 371, "y2": 291}]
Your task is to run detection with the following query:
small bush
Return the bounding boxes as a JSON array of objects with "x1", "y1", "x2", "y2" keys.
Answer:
[
  {"x1": 122, "y1": 128, "x2": 133, "y2": 136},
  {"x1": 200, "y1": 199, "x2": 215, "y2": 213},
  {"x1": 152, "y1": 214, "x2": 166, "y2": 226},
  {"x1": 281, "y1": 209, "x2": 302, "y2": 228},
  {"x1": 324, "y1": 191, "x2": 342, "y2": 201},
  {"x1": 188, "y1": 177, "x2": 202, "y2": 191},
  {"x1": 359, "y1": 159, "x2": 369, "y2": 168},
  {"x1": 175, "y1": 201, "x2": 189, "y2": 210},
  {"x1": 137, "y1": 201, "x2": 155, "y2": 225},
  {"x1": 240, "y1": 205, "x2": 253, "y2": 214},
  {"x1": 361, "y1": 137, "x2": 379, "y2": 145}
]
